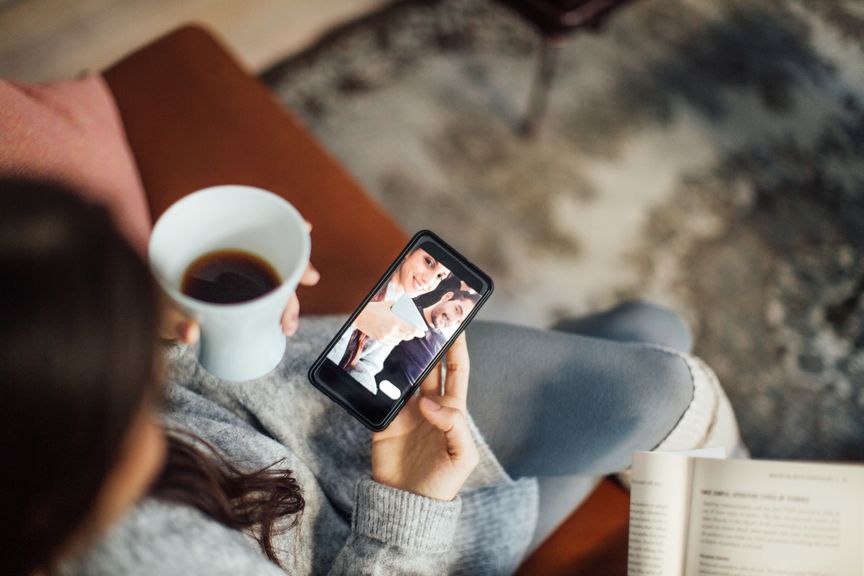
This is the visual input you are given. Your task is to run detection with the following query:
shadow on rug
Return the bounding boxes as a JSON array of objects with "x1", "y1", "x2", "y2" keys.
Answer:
[{"x1": 265, "y1": 0, "x2": 864, "y2": 461}]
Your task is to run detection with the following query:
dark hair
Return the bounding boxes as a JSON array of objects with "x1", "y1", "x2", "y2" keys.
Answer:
[
  {"x1": 0, "y1": 180, "x2": 302, "y2": 575},
  {"x1": 449, "y1": 289, "x2": 481, "y2": 306},
  {"x1": 415, "y1": 274, "x2": 480, "y2": 310},
  {"x1": 152, "y1": 429, "x2": 304, "y2": 565}
]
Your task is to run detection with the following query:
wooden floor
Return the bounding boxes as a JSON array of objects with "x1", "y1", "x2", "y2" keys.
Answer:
[{"x1": 0, "y1": 0, "x2": 388, "y2": 82}]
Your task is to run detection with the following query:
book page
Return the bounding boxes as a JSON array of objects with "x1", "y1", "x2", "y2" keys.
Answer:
[
  {"x1": 629, "y1": 452, "x2": 695, "y2": 576},
  {"x1": 683, "y1": 458, "x2": 864, "y2": 576}
]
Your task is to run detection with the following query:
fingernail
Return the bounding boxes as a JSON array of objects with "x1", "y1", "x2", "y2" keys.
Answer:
[{"x1": 421, "y1": 397, "x2": 441, "y2": 411}]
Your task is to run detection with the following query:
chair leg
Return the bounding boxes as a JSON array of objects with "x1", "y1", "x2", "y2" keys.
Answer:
[{"x1": 520, "y1": 36, "x2": 560, "y2": 138}]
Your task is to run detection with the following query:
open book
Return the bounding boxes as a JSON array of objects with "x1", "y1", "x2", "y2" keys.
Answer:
[{"x1": 628, "y1": 451, "x2": 864, "y2": 576}]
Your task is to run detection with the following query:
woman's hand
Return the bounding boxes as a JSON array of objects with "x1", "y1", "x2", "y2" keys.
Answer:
[
  {"x1": 371, "y1": 334, "x2": 479, "y2": 501},
  {"x1": 159, "y1": 298, "x2": 201, "y2": 344},
  {"x1": 354, "y1": 300, "x2": 425, "y2": 345},
  {"x1": 279, "y1": 262, "x2": 320, "y2": 337}
]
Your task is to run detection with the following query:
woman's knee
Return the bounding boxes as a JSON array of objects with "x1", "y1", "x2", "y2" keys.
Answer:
[
  {"x1": 582, "y1": 346, "x2": 696, "y2": 473},
  {"x1": 611, "y1": 300, "x2": 693, "y2": 352},
  {"x1": 629, "y1": 347, "x2": 695, "y2": 449}
]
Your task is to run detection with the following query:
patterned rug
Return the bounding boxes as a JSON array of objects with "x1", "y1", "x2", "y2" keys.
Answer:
[{"x1": 264, "y1": 0, "x2": 864, "y2": 461}]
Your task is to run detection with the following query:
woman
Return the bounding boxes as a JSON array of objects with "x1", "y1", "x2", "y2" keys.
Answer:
[
  {"x1": 335, "y1": 247, "x2": 453, "y2": 366},
  {"x1": 3, "y1": 180, "x2": 744, "y2": 575}
]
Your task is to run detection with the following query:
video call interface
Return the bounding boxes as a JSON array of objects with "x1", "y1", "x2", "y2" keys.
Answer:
[{"x1": 325, "y1": 244, "x2": 481, "y2": 405}]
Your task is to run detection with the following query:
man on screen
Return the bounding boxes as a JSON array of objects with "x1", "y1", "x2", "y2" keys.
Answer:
[{"x1": 382, "y1": 289, "x2": 480, "y2": 386}]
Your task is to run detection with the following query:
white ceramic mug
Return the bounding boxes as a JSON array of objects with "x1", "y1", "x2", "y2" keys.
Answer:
[{"x1": 148, "y1": 185, "x2": 310, "y2": 381}]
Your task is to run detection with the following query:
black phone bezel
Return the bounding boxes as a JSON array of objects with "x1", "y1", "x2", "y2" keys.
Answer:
[{"x1": 307, "y1": 230, "x2": 493, "y2": 431}]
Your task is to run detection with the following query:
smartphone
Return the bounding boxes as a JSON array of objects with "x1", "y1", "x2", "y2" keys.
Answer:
[{"x1": 307, "y1": 230, "x2": 493, "y2": 431}]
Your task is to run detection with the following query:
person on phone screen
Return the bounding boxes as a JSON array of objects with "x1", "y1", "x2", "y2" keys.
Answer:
[
  {"x1": 349, "y1": 247, "x2": 452, "y2": 349},
  {"x1": 383, "y1": 289, "x2": 481, "y2": 387}
]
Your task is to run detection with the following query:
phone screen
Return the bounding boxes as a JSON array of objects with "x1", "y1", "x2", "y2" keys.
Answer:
[{"x1": 308, "y1": 231, "x2": 493, "y2": 431}]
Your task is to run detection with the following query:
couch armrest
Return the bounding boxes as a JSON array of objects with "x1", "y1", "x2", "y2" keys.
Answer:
[{"x1": 103, "y1": 25, "x2": 407, "y2": 315}]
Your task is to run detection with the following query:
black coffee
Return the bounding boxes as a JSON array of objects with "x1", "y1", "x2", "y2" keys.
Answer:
[{"x1": 181, "y1": 250, "x2": 280, "y2": 304}]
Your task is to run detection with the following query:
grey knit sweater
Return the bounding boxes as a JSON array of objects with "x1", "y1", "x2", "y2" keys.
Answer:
[{"x1": 61, "y1": 316, "x2": 538, "y2": 575}]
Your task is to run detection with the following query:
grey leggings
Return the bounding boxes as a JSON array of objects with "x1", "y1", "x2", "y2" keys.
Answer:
[{"x1": 465, "y1": 301, "x2": 695, "y2": 547}]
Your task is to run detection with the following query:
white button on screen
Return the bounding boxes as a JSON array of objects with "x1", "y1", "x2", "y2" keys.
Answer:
[{"x1": 379, "y1": 380, "x2": 401, "y2": 400}]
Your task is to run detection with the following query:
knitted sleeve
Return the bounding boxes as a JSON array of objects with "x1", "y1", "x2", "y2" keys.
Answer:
[{"x1": 328, "y1": 478, "x2": 462, "y2": 575}]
